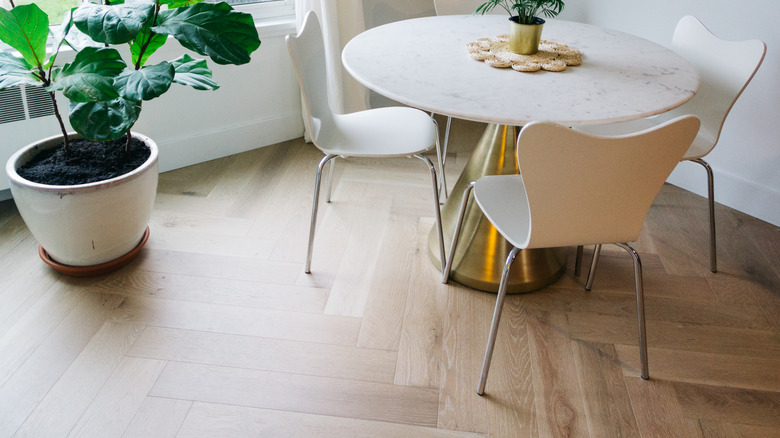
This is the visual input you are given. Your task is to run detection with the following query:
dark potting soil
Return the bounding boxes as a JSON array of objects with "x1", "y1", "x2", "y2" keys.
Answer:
[{"x1": 17, "y1": 137, "x2": 151, "y2": 186}]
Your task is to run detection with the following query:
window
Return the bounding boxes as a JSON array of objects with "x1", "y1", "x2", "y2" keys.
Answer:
[
  {"x1": 4, "y1": 0, "x2": 294, "y2": 25},
  {"x1": 208, "y1": 0, "x2": 294, "y2": 20}
]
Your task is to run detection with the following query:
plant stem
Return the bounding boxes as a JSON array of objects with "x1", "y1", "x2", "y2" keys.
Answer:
[
  {"x1": 48, "y1": 89, "x2": 70, "y2": 153},
  {"x1": 125, "y1": 130, "x2": 132, "y2": 154},
  {"x1": 134, "y1": 2, "x2": 161, "y2": 70}
]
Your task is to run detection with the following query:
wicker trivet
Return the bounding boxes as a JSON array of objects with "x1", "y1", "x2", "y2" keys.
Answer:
[{"x1": 466, "y1": 35, "x2": 582, "y2": 72}]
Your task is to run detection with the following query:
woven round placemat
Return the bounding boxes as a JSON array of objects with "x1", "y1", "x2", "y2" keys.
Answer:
[{"x1": 466, "y1": 35, "x2": 582, "y2": 72}]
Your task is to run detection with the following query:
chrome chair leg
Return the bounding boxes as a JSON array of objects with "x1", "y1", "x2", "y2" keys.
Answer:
[
  {"x1": 305, "y1": 154, "x2": 337, "y2": 274},
  {"x1": 690, "y1": 158, "x2": 717, "y2": 273},
  {"x1": 415, "y1": 154, "x2": 446, "y2": 273},
  {"x1": 431, "y1": 118, "x2": 448, "y2": 202},
  {"x1": 616, "y1": 242, "x2": 649, "y2": 380},
  {"x1": 585, "y1": 244, "x2": 602, "y2": 291},
  {"x1": 574, "y1": 245, "x2": 584, "y2": 277},
  {"x1": 477, "y1": 246, "x2": 521, "y2": 395},
  {"x1": 442, "y1": 116, "x2": 452, "y2": 168},
  {"x1": 325, "y1": 157, "x2": 336, "y2": 203},
  {"x1": 442, "y1": 181, "x2": 476, "y2": 284}
]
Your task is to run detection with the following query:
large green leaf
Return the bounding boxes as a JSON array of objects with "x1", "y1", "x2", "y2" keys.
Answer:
[
  {"x1": 154, "y1": 2, "x2": 261, "y2": 65},
  {"x1": 129, "y1": 25, "x2": 168, "y2": 68},
  {"x1": 115, "y1": 62, "x2": 175, "y2": 101},
  {"x1": 69, "y1": 98, "x2": 142, "y2": 141},
  {"x1": 0, "y1": 4, "x2": 49, "y2": 69},
  {"x1": 171, "y1": 54, "x2": 219, "y2": 91},
  {"x1": 0, "y1": 51, "x2": 40, "y2": 89},
  {"x1": 48, "y1": 47, "x2": 126, "y2": 102},
  {"x1": 72, "y1": 1, "x2": 156, "y2": 44}
]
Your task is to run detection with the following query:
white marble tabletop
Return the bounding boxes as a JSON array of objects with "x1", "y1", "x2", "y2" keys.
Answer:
[{"x1": 342, "y1": 15, "x2": 699, "y2": 126}]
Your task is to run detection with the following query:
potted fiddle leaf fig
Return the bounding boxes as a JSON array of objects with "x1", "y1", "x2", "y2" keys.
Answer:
[
  {"x1": 476, "y1": 0, "x2": 565, "y2": 54},
  {"x1": 0, "y1": 0, "x2": 260, "y2": 275}
]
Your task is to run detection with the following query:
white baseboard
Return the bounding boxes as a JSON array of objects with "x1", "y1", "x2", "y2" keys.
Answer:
[
  {"x1": 668, "y1": 162, "x2": 780, "y2": 227},
  {"x1": 155, "y1": 111, "x2": 304, "y2": 173}
]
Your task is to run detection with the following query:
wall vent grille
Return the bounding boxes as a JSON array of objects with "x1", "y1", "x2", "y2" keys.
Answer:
[{"x1": 0, "y1": 84, "x2": 55, "y2": 125}]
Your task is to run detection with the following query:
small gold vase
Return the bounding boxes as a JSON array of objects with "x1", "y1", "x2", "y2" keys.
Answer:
[{"x1": 509, "y1": 17, "x2": 545, "y2": 55}]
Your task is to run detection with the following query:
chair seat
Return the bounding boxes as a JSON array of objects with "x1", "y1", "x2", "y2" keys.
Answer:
[
  {"x1": 316, "y1": 107, "x2": 438, "y2": 158},
  {"x1": 473, "y1": 174, "x2": 531, "y2": 249},
  {"x1": 576, "y1": 117, "x2": 714, "y2": 160}
]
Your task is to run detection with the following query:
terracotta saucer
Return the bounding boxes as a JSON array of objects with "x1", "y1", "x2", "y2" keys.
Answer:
[{"x1": 38, "y1": 226, "x2": 150, "y2": 277}]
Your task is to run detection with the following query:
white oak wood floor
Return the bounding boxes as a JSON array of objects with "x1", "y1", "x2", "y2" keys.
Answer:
[{"x1": 1, "y1": 118, "x2": 778, "y2": 437}]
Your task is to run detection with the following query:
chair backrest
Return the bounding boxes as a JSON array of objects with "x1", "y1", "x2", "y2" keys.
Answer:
[
  {"x1": 286, "y1": 12, "x2": 335, "y2": 144},
  {"x1": 667, "y1": 16, "x2": 765, "y2": 155},
  {"x1": 434, "y1": 0, "x2": 499, "y2": 15},
  {"x1": 517, "y1": 115, "x2": 700, "y2": 249}
]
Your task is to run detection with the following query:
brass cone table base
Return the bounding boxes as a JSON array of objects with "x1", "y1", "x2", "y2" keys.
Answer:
[{"x1": 429, "y1": 124, "x2": 567, "y2": 293}]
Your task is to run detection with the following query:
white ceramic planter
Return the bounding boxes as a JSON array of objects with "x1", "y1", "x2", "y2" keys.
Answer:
[{"x1": 6, "y1": 132, "x2": 158, "y2": 267}]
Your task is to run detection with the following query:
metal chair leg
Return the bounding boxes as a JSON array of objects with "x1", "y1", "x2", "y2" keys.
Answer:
[
  {"x1": 415, "y1": 154, "x2": 446, "y2": 273},
  {"x1": 431, "y1": 118, "x2": 448, "y2": 202},
  {"x1": 477, "y1": 246, "x2": 521, "y2": 395},
  {"x1": 574, "y1": 245, "x2": 584, "y2": 277},
  {"x1": 442, "y1": 116, "x2": 451, "y2": 167},
  {"x1": 305, "y1": 154, "x2": 337, "y2": 274},
  {"x1": 585, "y1": 244, "x2": 602, "y2": 291},
  {"x1": 616, "y1": 243, "x2": 649, "y2": 380},
  {"x1": 690, "y1": 158, "x2": 717, "y2": 273},
  {"x1": 442, "y1": 181, "x2": 476, "y2": 284},
  {"x1": 325, "y1": 157, "x2": 336, "y2": 203}
]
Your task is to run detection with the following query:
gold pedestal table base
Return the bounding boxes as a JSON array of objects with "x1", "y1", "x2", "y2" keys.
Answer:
[{"x1": 428, "y1": 124, "x2": 567, "y2": 293}]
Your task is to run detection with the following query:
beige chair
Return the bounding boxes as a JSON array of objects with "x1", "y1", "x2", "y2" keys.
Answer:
[
  {"x1": 288, "y1": 11, "x2": 446, "y2": 274},
  {"x1": 576, "y1": 16, "x2": 766, "y2": 273},
  {"x1": 443, "y1": 115, "x2": 701, "y2": 395}
]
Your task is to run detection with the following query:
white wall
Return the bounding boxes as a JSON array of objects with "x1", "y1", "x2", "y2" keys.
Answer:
[
  {"x1": 558, "y1": 1, "x2": 780, "y2": 226},
  {"x1": 0, "y1": 19, "x2": 303, "y2": 197}
]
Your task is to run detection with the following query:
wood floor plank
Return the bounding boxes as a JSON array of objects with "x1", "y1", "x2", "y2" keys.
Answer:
[
  {"x1": 66, "y1": 357, "x2": 167, "y2": 438},
  {"x1": 357, "y1": 214, "x2": 420, "y2": 350},
  {"x1": 437, "y1": 286, "x2": 492, "y2": 433},
  {"x1": 150, "y1": 206, "x2": 255, "y2": 238},
  {"x1": 616, "y1": 345, "x2": 780, "y2": 391},
  {"x1": 0, "y1": 292, "x2": 124, "y2": 437},
  {"x1": 624, "y1": 377, "x2": 693, "y2": 438},
  {"x1": 572, "y1": 341, "x2": 639, "y2": 438},
  {"x1": 673, "y1": 382, "x2": 780, "y2": 428},
  {"x1": 523, "y1": 285, "x2": 770, "y2": 331},
  {"x1": 110, "y1": 295, "x2": 361, "y2": 346},
  {"x1": 394, "y1": 218, "x2": 448, "y2": 387},
  {"x1": 132, "y1": 248, "x2": 301, "y2": 284},
  {"x1": 122, "y1": 397, "x2": 193, "y2": 438},
  {"x1": 526, "y1": 310, "x2": 588, "y2": 437},
  {"x1": 150, "y1": 361, "x2": 440, "y2": 427},
  {"x1": 324, "y1": 182, "x2": 394, "y2": 317},
  {"x1": 567, "y1": 312, "x2": 780, "y2": 359},
  {"x1": 128, "y1": 326, "x2": 397, "y2": 383},
  {"x1": 177, "y1": 402, "x2": 486, "y2": 437},
  {"x1": 13, "y1": 322, "x2": 144, "y2": 438},
  {"x1": 144, "y1": 224, "x2": 275, "y2": 259},
  {"x1": 89, "y1": 270, "x2": 329, "y2": 313},
  {"x1": 484, "y1": 296, "x2": 537, "y2": 438},
  {"x1": 697, "y1": 419, "x2": 780, "y2": 438}
]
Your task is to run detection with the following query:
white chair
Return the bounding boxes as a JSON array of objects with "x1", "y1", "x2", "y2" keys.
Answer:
[
  {"x1": 429, "y1": 0, "x2": 500, "y2": 201},
  {"x1": 576, "y1": 16, "x2": 766, "y2": 273},
  {"x1": 288, "y1": 11, "x2": 446, "y2": 274},
  {"x1": 443, "y1": 115, "x2": 701, "y2": 395}
]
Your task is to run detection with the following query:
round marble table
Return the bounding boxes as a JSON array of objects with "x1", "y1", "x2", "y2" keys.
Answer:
[{"x1": 342, "y1": 15, "x2": 699, "y2": 292}]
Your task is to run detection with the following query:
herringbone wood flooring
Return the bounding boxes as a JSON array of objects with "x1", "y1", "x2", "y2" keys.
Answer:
[{"x1": 1, "y1": 118, "x2": 778, "y2": 437}]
